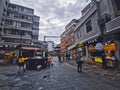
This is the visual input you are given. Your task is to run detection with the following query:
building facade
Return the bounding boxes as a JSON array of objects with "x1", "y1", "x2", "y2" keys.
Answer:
[
  {"x1": 47, "y1": 41, "x2": 55, "y2": 52},
  {"x1": 98, "y1": 0, "x2": 120, "y2": 62},
  {"x1": 0, "y1": 1, "x2": 41, "y2": 64},
  {"x1": 74, "y1": 0, "x2": 102, "y2": 62},
  {"x1": 61, "y1": 0, "x2": 120, "y2": 65},
  {"x1": 0, "y1": 0, "x2": 9, "y2": 41},
  {"x1": 3, "y1": 3, "x2": 34, "y2": 44},
  {"x1": 60, "y1": 19, "x2": 78, "y2": 59},
  {"x1": 32, "y1": 15, "x2": 40, "y2": 44}
]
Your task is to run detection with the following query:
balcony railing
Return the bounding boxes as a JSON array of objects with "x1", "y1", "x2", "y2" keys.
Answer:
[
  {"x1": 4, "y1": 24, "x2": 32, "y2": 31},
  {"x1": 8, "y1": 8, "x2": 33, "y2": 16},
  {"x1": 2, "y1": 34, "x2": 31, "y2": 39},
  {"x1": 105, "y1": 16, "x2": 120, "y2": 33},
  {"x1": 5, "y1": 16, "x2": 33, "y2": 23}
]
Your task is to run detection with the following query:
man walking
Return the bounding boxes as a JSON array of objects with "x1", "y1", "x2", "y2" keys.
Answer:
[
  {"x1": 17, "y1": 56, "x2": 25, "y2": 74},
  {"x1": 75, "y1": 52, "x2": 83, "y2": 73},
  {"x1": 47, "y1": 55, "x2": 51, "y2": 67}
]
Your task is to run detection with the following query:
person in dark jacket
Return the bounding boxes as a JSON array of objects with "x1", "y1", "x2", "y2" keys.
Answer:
[
  {"x1": 75, "y1": 52, "x2": 83, "y2": 73},
  {"x1": 101, "y1": 52, "x2": 107, "y2": 69}
]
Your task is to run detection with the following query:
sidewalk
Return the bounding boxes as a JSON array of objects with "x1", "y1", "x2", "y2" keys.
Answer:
[{"x1": 65, "y1": 60, "x2": 120, "y2": 80}]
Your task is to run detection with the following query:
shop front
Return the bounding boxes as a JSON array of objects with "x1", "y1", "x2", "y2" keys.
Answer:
[
  {"x1": 67, "y1": 44, "x2": 77, "y2": 60},
  {"x1": 87, "y1": 37, "x2": 104, "y2": 63},
  {"x1": 104, "y1": 42, "x2": 117, "y2": 67},
  {"x1": 103, "y1": 32, "x2": 119, "y2": 67},
  {"x1": 20, "y1": 45, "x2": 41, "y2": 58},
  {"x1": 77, "y1": 42, "x2": 86, "y2": 54},
  {"x1": 0, "y1": 44, "x2": 18, "y2": 64},
  {"x1": 76, "y1": 42, "x2": 87, "y2": 61}
]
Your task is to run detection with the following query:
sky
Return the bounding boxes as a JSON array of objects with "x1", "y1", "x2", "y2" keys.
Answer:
[{"x1": 10, "y1": 0, "x2": 91, "y2": 44}]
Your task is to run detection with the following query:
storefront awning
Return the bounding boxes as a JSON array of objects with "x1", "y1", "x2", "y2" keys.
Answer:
[
  {"x1": 81, "y1": 34, "x2": 100, "y2": 43},
  {"x1": 68, "y1": 43, "x2": 77, "y2": 50},
  {"x1": 21, "y1": 47, "x2": 40, "y2": 51}
]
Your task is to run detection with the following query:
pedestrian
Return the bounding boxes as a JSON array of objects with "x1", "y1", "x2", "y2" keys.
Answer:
[
  {"x1": 47, "y1": 55, "x2": 51, "y2": 67},
  {"x1": 58, "y1": 54, "x2": 61, "y2": 62},
  {"x1": 23, "y1": 57, "x2": 28, "y2": 71},
  {"x1": 75, "y1": 52, "x2": 83, "y2": 73},
  {"x1": 17, "y1": 56, "x2": 25, "y2": 74},
  {"x1": 101, "y1": 52, "x2": 107, "y2": 69},
  {"x1": 66, "y1": 53, "x2": 68, "y2": 61},
  {"x1": 51, "y1": 55, "x2": 54, "y2": 65},
  {"x1": 111, "y1": 54, "x2": 118, "y2": 68},
  {"x1": 13, "y1": 56, "x2": 17, "y2": 64}
]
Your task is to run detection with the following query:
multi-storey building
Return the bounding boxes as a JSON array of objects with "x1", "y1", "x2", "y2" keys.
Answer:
[
  {"x1": 61, "y1": 0, "x2": 101, "y2": 61},
  {"x1": 61, "y1": 0, "x2": 120, "y2": 65},
  {"x1": 3, "y1": 3, "x2": 34, "y2": 44},
  {"x1": 60, "y1": 19, "x2": 78, "y2": 58},
  {"x1": 98, "y1": 0, "x2": 120, "y2": 62},
  {"x1": 32, "y1": 15, "x2": 40, "y2": 44},
  {"x1": 0, "y1": 0, "x2": 9, "y2": 62},
  {"x1": 0, "y1": 0, "x2": 9, "y2": 41},
  {"x1": 60, "y1": 31, "x2": 67, "y2": 54},
  {"x1": 65, "y1": 19, "x2": 79, "y2": 51},
  {"x1": 54, "y1": 44, "x2": 60, "y2": 55},
  {"x1": 0, "y1": 2, "x2": 41, "y2": 64},
  {"x1": 47, "y1": 41, "x2": 55, "y2": 52},
  {"x1": 74, "y1": 0, "x2": 101, "y2": 59}
]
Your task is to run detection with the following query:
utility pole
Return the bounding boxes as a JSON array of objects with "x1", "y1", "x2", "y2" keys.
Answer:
[{"x1": 19, "y1": 31, "x2": 22, "y2": 58}]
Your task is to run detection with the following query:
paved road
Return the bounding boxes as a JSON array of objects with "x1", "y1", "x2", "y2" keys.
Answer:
[{"x1": 0, "y1": 58, "x2": 120, "y2": 90}]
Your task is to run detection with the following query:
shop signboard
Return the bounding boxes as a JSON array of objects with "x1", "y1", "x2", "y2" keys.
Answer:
[
  {"x1": 95, "y1": 43, "x2": 103, "y2": 51},
  {"x1": 88, "y1": 45, "x2": 95, "y2": 51},
  {"x1": 95, "y1": 57, "x2": 102, "y2": 63},
  {"x1": 0, "y1": 45, "x2": 5, "y2": 50},
  {"x1": 77, "y1": 42, "x2": 84, "y2": 47},
  {"x1": 3, "y1": 45, "x2": 18, "y2": 50},
  {"x1": 104, "y1": 43, "x2": 116, "y2": 51}
]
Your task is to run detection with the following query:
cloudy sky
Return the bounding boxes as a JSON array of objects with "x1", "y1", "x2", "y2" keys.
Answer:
[{"x1": 10, "y1": 0, "x2": 91, "y2": 44}]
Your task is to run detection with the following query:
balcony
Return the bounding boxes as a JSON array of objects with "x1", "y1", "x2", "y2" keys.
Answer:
[
  {"x1": 2, "y1": 34, "x2": 31, "y2": 39},
  {"x1": 105, "y1": 16, "x2": 120, "y2": 33},
  {"x1": 32, "y1": 32, "x2": 38, "y2": 35},
  {"x1": 33, "y1": 25, "x2": 39, "y2": 29},
  {"x1": 5, "y1": 16, "x2": 33, "y2": 23},
  {"x1": 4, "y1": 24, "x2": 32, "y2": 32},
  {"x1": 7, "y1": 7, "x2": 33, "y2": 16}
]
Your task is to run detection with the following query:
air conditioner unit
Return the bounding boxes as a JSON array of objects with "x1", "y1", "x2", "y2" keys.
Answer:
[{"x1": 98, "y1": 14, "x2": 111, "y2": 26}]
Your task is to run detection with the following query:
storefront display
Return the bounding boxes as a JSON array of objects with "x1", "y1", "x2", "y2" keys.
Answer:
[
  {"x1": 95, "y1": 57, "x2": 102, "y2": 63},
  {"x1": 88, "y1": 44, "x2": 103, "y2": 63},
  {"x1": 104, "y1": 43, "x2": 117, "y2": 67}
]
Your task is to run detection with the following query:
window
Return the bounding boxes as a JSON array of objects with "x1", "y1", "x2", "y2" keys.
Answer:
[
  {"x1": 86, "y1": 20, "x2": 92, "y2": 33},
  {"x1": 6, "y1": 1, "x2": 8, "y2": 5},
  {"x1": 21, "y1": 22, "x2": 31, "y2": 28},
  {"x1": 115, "y1": 0, "x2": 120, "y2": 11},
  {"x1": 77, "y1": 30, "x2": 81, "y2": 39}
]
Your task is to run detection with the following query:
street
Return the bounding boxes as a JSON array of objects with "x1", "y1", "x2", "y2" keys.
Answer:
[{"x1": 0, "y1": 57, "x2": 120, "y2": 90}]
